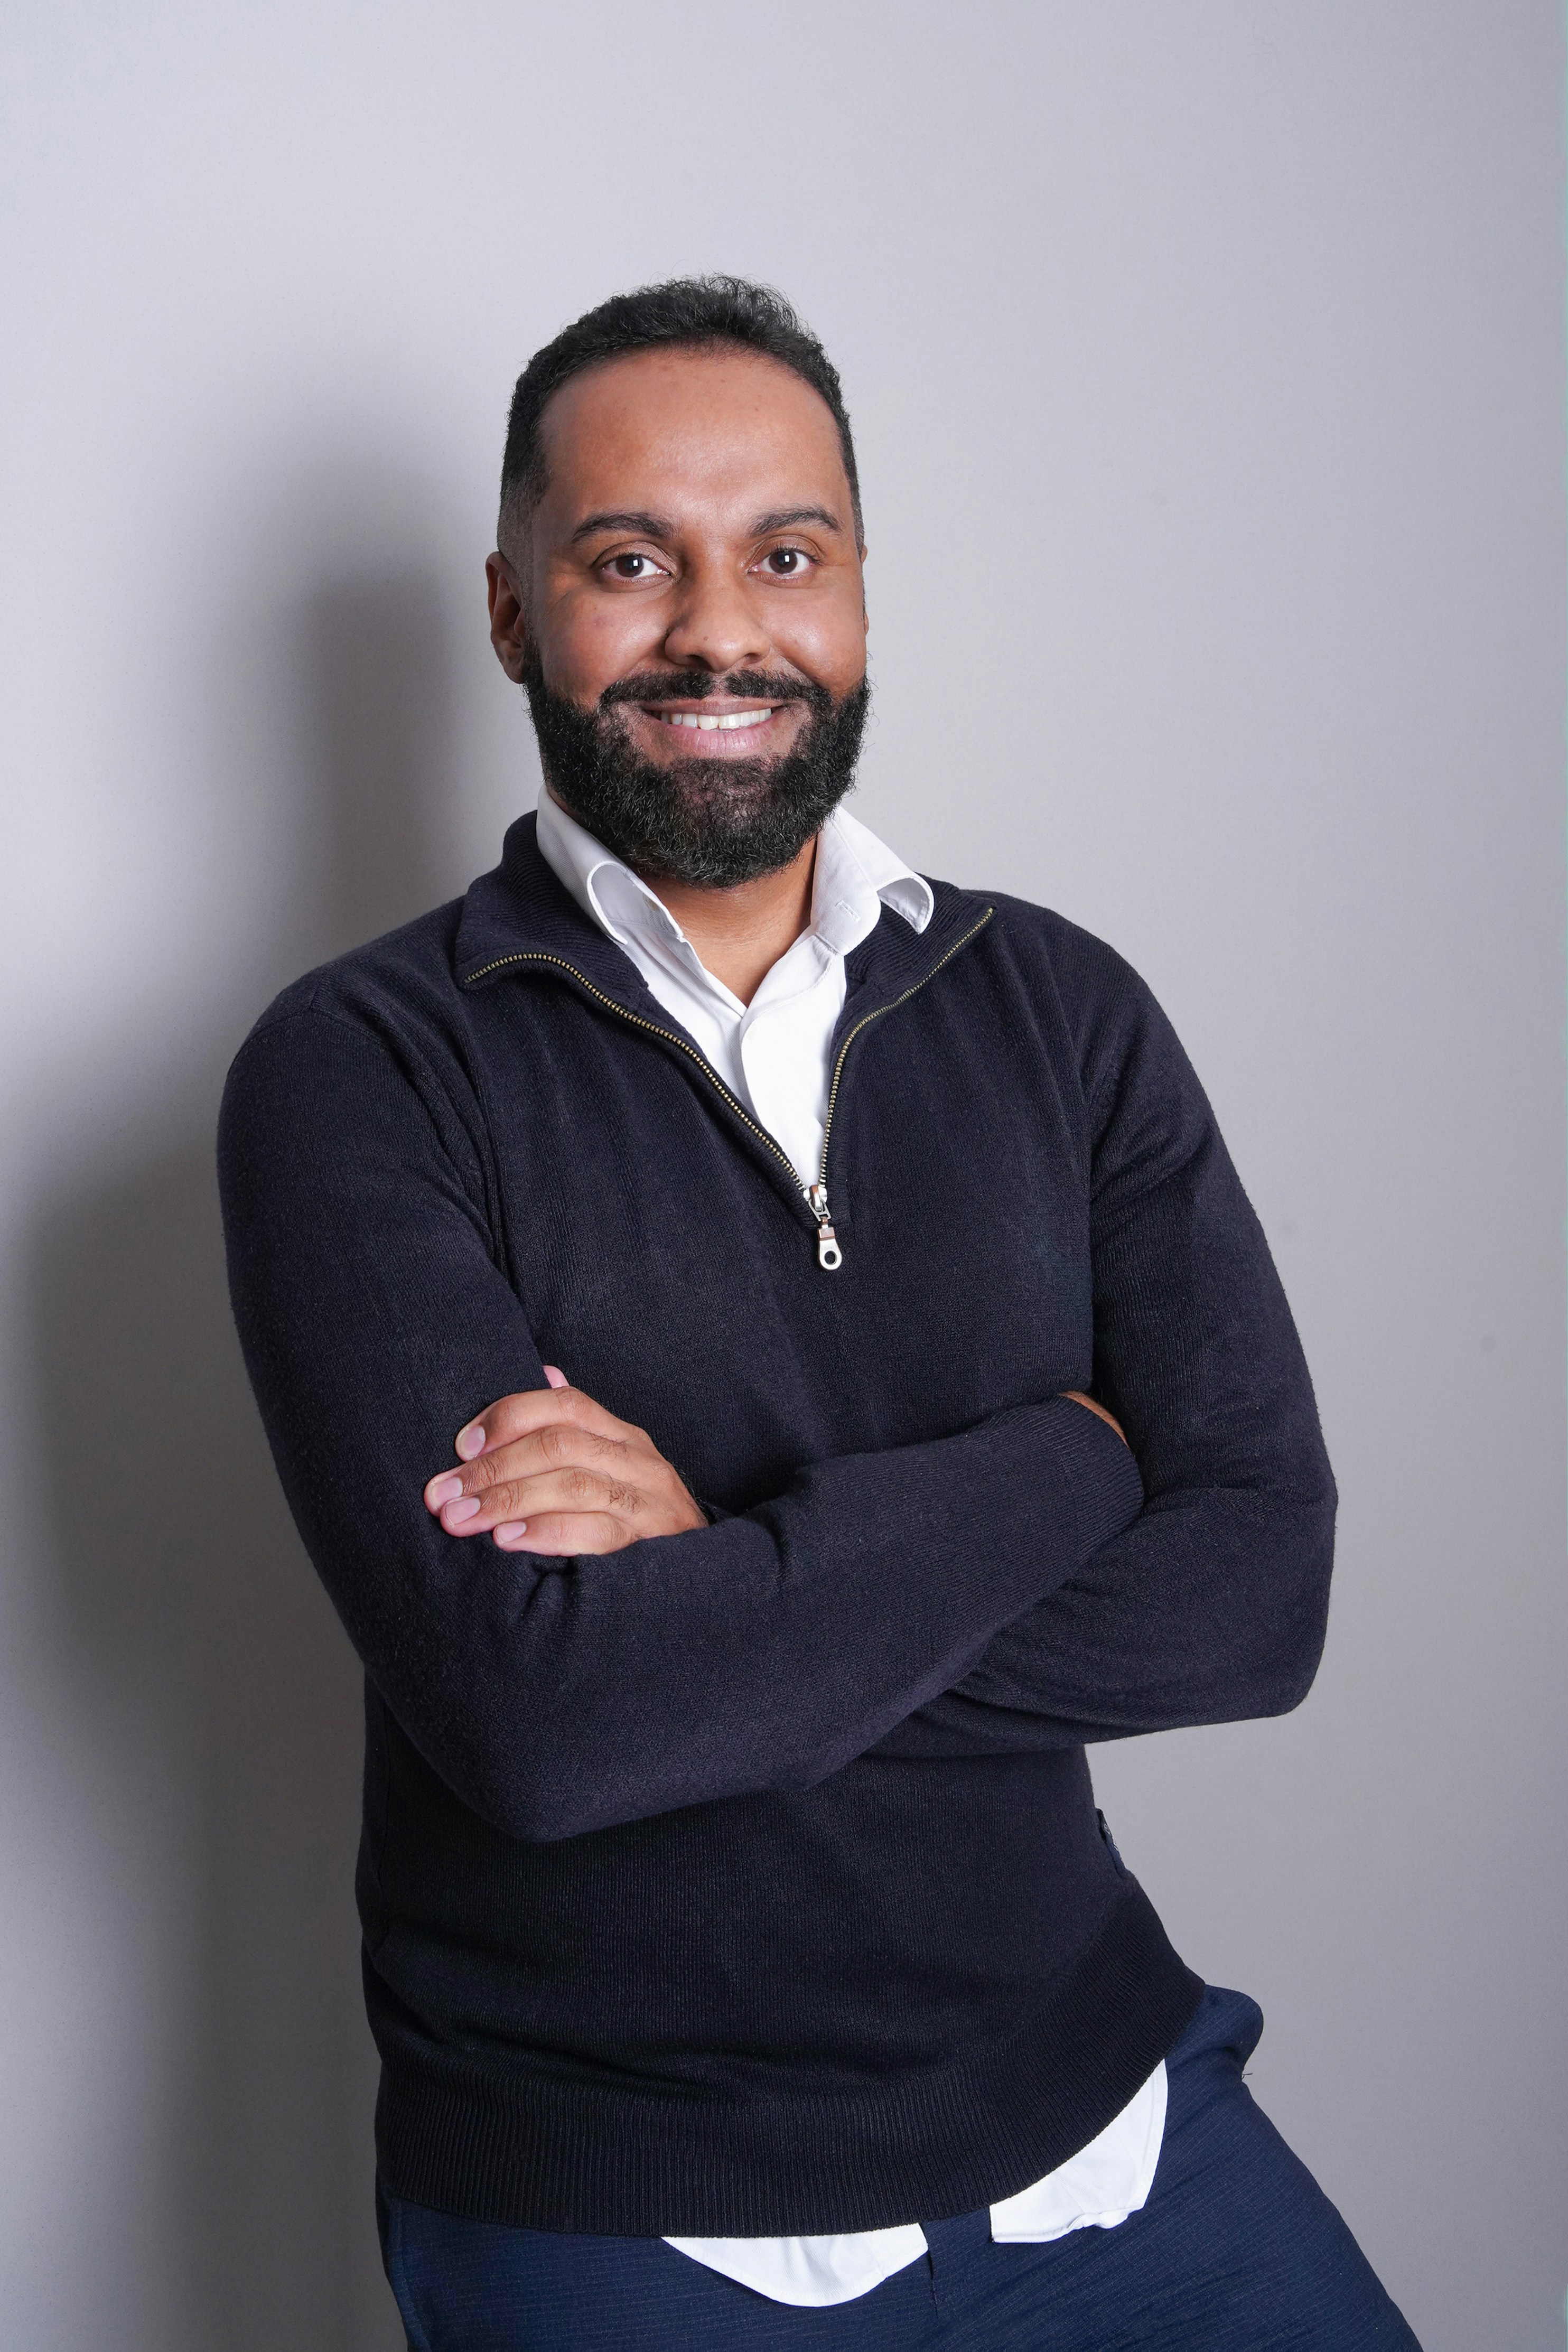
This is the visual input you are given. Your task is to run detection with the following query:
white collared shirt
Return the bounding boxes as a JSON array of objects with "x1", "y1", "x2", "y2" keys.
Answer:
[
  {"x1": 533, "y1": 783, "x2": 1168, "y2": 2306},
  {"x1": 535, "y1": 788, "x2": 933, "y2": 1189}
]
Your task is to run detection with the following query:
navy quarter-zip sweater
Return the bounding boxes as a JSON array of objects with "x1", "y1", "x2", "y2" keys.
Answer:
[{"x1": 217, "y1": 813, "x2": 1336, "y2": 2238}]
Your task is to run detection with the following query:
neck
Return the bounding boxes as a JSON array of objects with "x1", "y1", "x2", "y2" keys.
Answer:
[{"x1": 642, "y1": 837, "x2": 818, "y2": 1005}]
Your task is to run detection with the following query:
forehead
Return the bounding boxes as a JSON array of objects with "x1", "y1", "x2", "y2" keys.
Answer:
[{"x1": 536, "y1": 346, "x2": 850, "y2": 522}]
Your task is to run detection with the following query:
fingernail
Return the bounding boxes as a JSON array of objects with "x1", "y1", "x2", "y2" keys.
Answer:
[
  {"x1": 427, "y1": 1474, "x2": 464, "y2": 1506},
  {"x1": 493, "y1": 1522, "x2": 527, "y2": 1545},
  {"x1": 443, "y1": 1497, "x2": 482, "y2": 1527},
  {"x1": 456, "y1": 1425, "x2": 486, "y2": 1459},
  {"x1": 543, "y1": 1366, "x2": 568, "y2": 1390}
]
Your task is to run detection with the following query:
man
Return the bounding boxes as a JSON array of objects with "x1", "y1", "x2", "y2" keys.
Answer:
[{"x1": 219, "y1": 277, "x2": 1419, "y2": 2348}]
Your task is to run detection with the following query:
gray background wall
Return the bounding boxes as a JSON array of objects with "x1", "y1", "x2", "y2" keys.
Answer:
[{"x1": 1, "y1": 5, "x2": 1561, "y2": 2346}]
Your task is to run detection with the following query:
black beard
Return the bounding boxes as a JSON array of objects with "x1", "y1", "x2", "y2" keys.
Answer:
[{"x1": 521, "y1": 656, "x2": 870, "y2": 887}]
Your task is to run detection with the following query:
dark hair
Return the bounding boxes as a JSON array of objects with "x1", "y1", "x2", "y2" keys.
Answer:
[{"x1": 498, "y1": 275, "x2": 862, "y2": 552}]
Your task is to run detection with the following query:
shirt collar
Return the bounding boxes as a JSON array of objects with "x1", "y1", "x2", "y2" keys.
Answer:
[
  {"x1": 534, "y1": 789, "x2": 933, "y2": 966},
  {"x1": 535, "y1": 788, "x2": 684, "y2": 954},
  {"x1": 810, "y1": 805, "x2": 934, "y2": 951}
]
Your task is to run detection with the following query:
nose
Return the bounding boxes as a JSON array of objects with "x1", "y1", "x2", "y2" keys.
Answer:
[{"x1": 659, "y1": 557, "x2": 772, "y2": 675}]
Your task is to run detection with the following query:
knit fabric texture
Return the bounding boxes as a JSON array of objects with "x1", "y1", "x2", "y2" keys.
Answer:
[{"x1": 217, "y1": 814, "x2": 1336, "y2": 2236}]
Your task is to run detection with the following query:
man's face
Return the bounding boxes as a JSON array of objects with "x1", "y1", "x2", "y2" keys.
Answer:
[{"x1": 487, "y1": 345, "x2": 870, "y2": 885}]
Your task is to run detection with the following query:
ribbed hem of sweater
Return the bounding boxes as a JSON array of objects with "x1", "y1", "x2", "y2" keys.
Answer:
[{"x1": 372, "y1": 1882, "x2": 1201, "y2": 2238}]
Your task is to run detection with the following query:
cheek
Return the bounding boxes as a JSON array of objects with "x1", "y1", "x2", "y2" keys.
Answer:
[
  {"x1": 544, "y1": 593, "x2": 665, "y2": 699},
  {"x1": 774, "y1": 584, "x2": 868, "y2": 698}
]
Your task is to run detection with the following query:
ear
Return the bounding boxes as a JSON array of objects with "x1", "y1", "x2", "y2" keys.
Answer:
[{"x1": 486, "y1": 551, "x2": 530, "y2": 684}]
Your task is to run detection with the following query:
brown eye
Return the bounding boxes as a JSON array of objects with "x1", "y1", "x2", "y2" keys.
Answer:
[
  {"x1": 605, "y1": 552, "x2": 665, "y2": 581},
  {"x1": 762, "y1": 547, "x2": 813, "y2": 577}
]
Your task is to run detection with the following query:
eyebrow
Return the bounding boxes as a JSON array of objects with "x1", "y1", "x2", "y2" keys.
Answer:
[
  {"x1": 569, "y1": 509, "x2": 674, "y2": 545},
  {"x1": 567, "y1": 503, "x2": 845, "y2": 546},
  {"x1": 750, "y1": 506, "x2": 844, "y2": 536}
]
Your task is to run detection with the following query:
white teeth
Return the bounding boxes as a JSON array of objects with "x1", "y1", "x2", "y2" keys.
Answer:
[{"x1": 659, "y1": 707, "x2": 776, "y2": 731}]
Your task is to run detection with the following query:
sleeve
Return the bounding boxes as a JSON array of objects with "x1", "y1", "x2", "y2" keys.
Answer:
[
  {"x1": 878, "y1": 962, "x2": 1337, "y2": 1763},
  {"x1": 218, "y1": 1003, "x2": 1145, "y2": 1841}
]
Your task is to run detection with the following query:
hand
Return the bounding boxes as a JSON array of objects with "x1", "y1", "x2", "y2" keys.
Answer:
[
  {"x1": 423, "y1": 1367, "x2": 708, "y2": 1556},
  {"x1": 1061, "y1": 1390, "x2": 1127, "y2": 1444}
]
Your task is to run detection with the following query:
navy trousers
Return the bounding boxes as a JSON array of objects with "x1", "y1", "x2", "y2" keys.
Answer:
[{"x1": 381, "y1": 1989, "x2": 1421, "y2": 2350}]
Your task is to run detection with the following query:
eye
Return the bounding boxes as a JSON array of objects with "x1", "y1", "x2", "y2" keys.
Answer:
[
  {"x1": 757, "y1": 546, "x2": 815, "y2": 578},
  {"x1": 601, "y1": 551, "x2": 668, "y2": 582}
]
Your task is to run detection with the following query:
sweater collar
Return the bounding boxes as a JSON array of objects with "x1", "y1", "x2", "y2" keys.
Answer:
[{"x1": 454, "y1": 813, "x2": 656, "y2": 1006}]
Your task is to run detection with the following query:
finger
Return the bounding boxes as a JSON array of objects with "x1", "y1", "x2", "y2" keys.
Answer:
[
  {"x1": 438, "y1": 1464, "x2": 645, "y2": 1535},
  {"x1": 543, "y1": 1364, "x2": 569, "y2": 1389},
  {"x1": 493, "y1": 1511, "x2": 632, "y2": 1557},
  {"x1": 1061, "y1": 1389, "x2": 1127, "y2": 1443},
  {"x1": 455, "y1": 1382, "x2": 636, "y2": 1461},
  {"x1": 425, "y1": 1425, "x2": 632, "y2": 1513}
]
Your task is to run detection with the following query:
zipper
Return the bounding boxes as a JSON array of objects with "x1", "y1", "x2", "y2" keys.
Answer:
[
  {"x1": 462, "y1": 905, "x2": 993, "y2": 1272},
  {"x1": 460, "y1": 948, "x2": 809, "y2": 1203},
  {"x1": 805, "y1": 1181, "x2": 842, "y2": 1271},
  {"x1": 805, "y1": 907, "x2": 994, "y2": 1268}
]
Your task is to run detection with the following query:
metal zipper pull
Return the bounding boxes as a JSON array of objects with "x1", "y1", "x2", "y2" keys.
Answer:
[{"x1": 807, "y1": 1183, "x2": 842, "y2": 1271}]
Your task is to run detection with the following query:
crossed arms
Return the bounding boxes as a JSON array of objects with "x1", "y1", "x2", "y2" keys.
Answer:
[
  {"x1": 218, "y1": 984, "x2": 1335, "y2": 1844},
  {"x1": 419, "y1": 1366, "x2": 1124, "y2": 1555}
]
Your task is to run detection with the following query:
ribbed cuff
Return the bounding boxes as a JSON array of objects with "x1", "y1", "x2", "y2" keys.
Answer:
[{"x1": 1037, "y1": 1395, "x2": 1146, "y2": 1560}]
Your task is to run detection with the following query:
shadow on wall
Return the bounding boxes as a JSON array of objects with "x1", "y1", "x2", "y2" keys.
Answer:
[{"x1": 25, "y1": 564, "x2": 463, "y2": 2352}]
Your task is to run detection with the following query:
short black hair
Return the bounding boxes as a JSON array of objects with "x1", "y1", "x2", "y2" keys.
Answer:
[{"x1": 497, "y1": 275, "x2": 862, "y2": 554}]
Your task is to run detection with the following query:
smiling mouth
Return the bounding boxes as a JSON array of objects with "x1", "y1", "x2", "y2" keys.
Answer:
[{"x1": 650, "y1": 706, "x2": 780, "y2": 734}]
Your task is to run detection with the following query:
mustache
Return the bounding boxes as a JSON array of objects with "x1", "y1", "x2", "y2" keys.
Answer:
[{"x1": 597, "y1": 669, "x2": 832, "y2": 713}]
